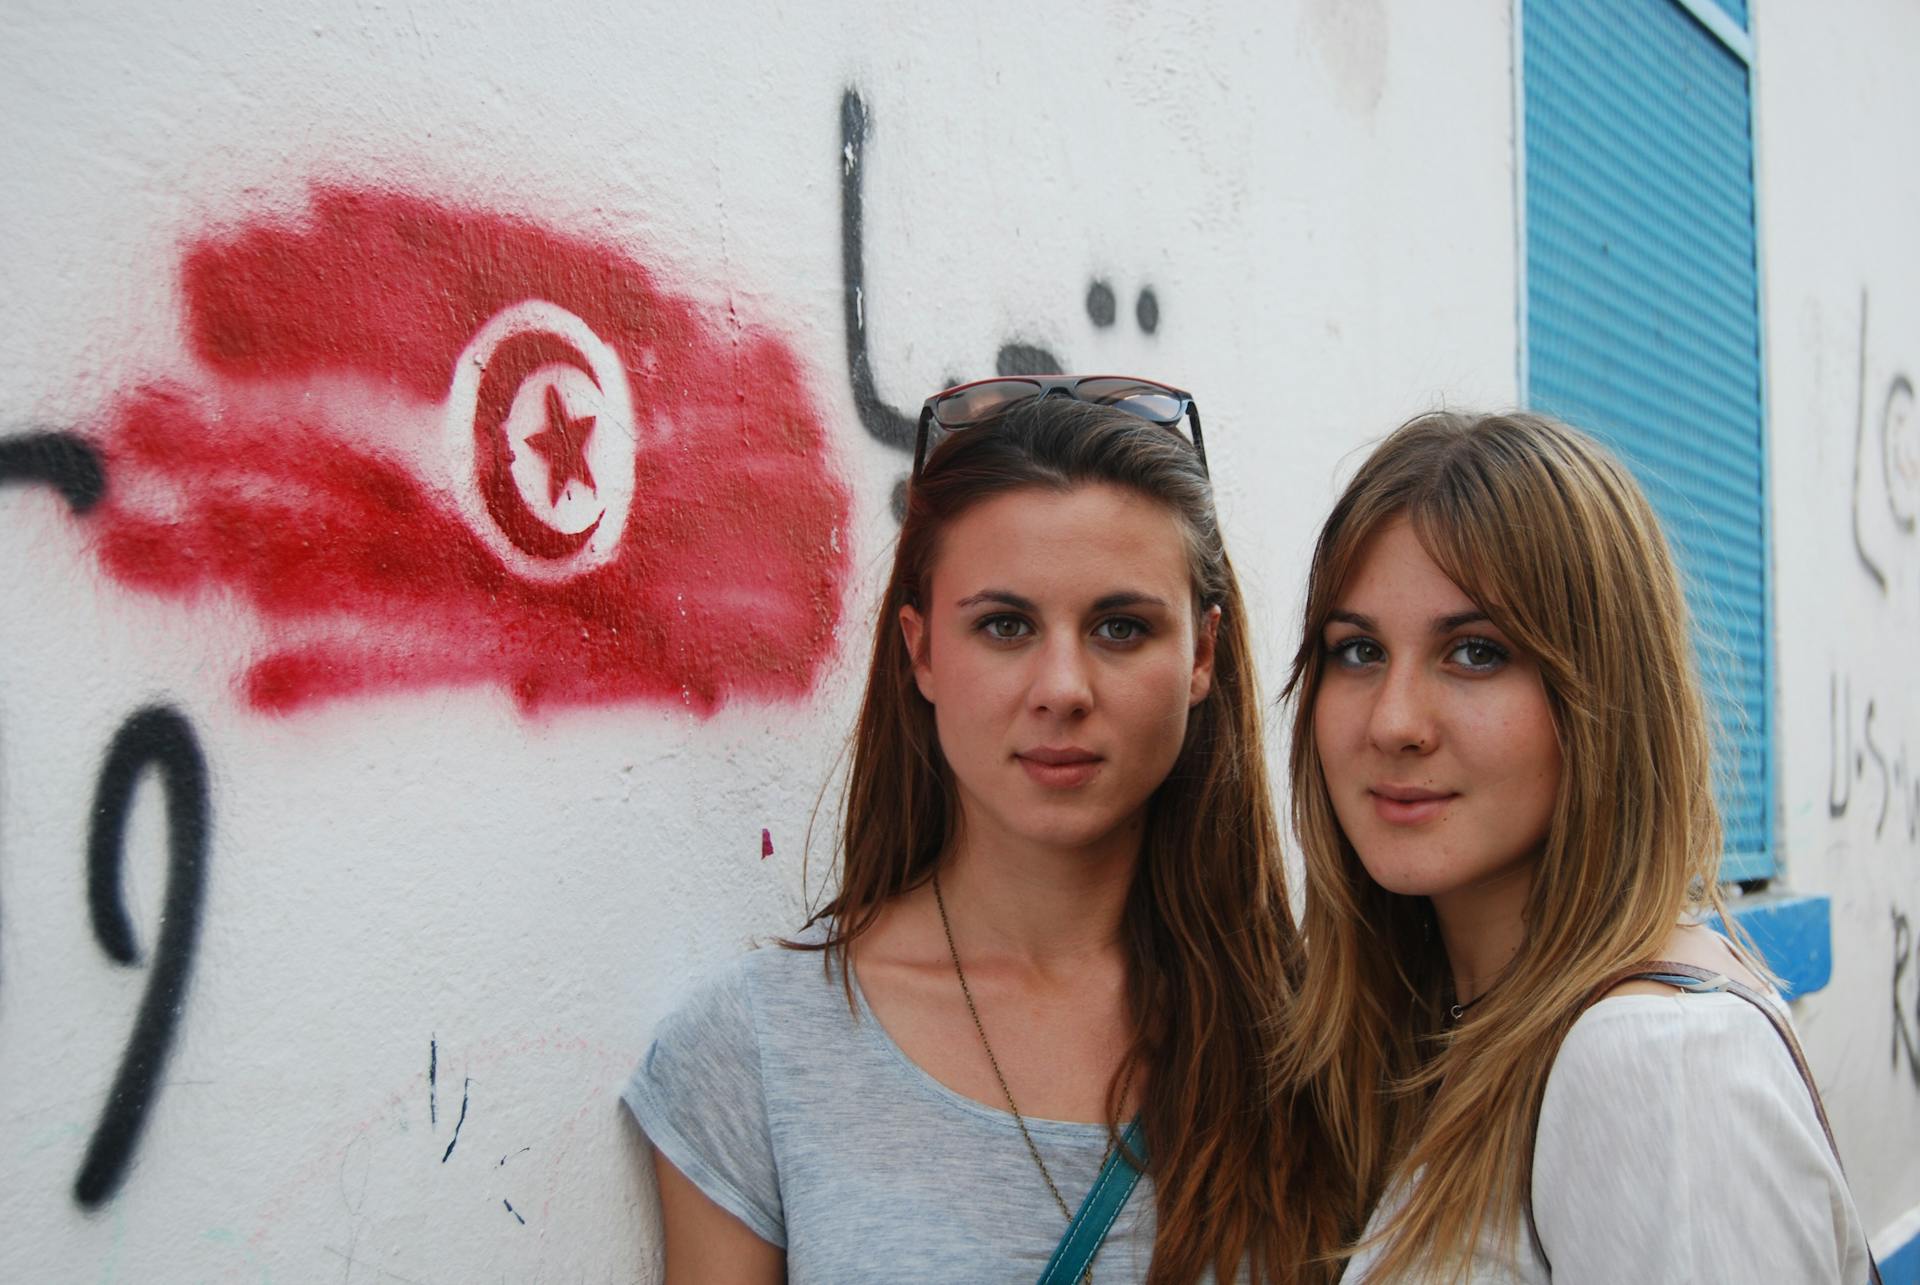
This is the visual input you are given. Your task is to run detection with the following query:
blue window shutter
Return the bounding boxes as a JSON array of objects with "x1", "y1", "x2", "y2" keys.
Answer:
[
  {"x1": 1706, "y1": 0, "x2": 1747, "y2": 31},
  {"x1": 1523, "y1": 0, "x2": 1772, "y2": 878}
]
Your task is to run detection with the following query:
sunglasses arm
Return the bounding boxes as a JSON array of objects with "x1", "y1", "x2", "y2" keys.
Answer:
[
  {"x1": 1186, "y1": 405, "x2": 1209, "y2": 477},
  {"x1": 911, "y1": 406, "x2": 935, "y2": 483}
]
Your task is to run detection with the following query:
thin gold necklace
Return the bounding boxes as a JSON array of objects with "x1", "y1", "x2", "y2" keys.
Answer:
[{"x1": 931, "y1": 872, "x2": 1134, "y2": 1283}]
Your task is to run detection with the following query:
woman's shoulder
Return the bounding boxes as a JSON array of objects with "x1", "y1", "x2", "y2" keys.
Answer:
[
  {"x1": 1553, "y1": 925, "x2": 1787, "y2": 1082},
  {"x1": 627, "y1": 925, "x2": 855, "y2": 1132},
  {"x1": 657, "y1": 923, "x2": 848, "y2": 1035},
  {"x1": 1553, "y1": 983, "x2": 1789, "y2": 1084},
  {"x1": 1532, "y1": 961, "x2": 1868, "y2": 1281},
  {"x1": 625, "y1": 934, "x2": 839, "y2": 1252},
  {"x1": 1538, "y1": 969, "x2": 1836, "y2": 1197},
  {"x1": 1555, "y1": 950, "x2": 1792, "y2": 1087}
]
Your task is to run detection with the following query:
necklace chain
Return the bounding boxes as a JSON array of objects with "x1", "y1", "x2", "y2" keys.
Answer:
[{"x1": 932, "y1": 872, "x2": 1133, "y2": 1283}]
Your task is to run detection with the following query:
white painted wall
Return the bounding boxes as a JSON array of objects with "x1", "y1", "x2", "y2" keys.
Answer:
[
  {"x1": 1755, "y1": 0, "x2": 1920, "y2": 1248},
  {"x1": 0, "y1": 2, "x2": 1514, "y2": 1279},
  {"x1": 17, "y1": 0, "x2": 1913, "y2": 1280}
]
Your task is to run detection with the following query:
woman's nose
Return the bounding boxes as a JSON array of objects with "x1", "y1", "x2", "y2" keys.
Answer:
[
  {"x1": 1028, "y1": 634, "x2": 1093, "y2": 718},
  {"x1": 1367, "y1": 662, "x2": 1436, "y2": 753}
]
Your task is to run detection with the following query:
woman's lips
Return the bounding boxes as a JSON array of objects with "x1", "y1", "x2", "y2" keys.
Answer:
[
  {"x1": 1017, "y1": 748, "x2": 1102, "y2": 789},
  {"x1": 1369, "y1": 787, "x2": 1457, "y2": 825}
]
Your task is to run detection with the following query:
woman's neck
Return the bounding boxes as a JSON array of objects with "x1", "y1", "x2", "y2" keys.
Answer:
[
  {"x1": 1430, "y1": 862, "x2": 1535, "y2": 1005},
  {"x1": 935, "y1": 822, "x2": 1139, "y2": 978}
]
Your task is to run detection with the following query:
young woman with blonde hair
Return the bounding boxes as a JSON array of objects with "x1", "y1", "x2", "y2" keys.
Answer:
[
  {"x1": 626, "y1": 380, "x2": 1321, "y2": 1282},
  {"x1": 1283, "y1": 410, "x2": 1875, "y2": 1282}
]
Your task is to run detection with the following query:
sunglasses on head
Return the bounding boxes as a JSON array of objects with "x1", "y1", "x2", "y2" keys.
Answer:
[{"x1": 912, "y1": 375, "x2": 1208, "y2": 481}]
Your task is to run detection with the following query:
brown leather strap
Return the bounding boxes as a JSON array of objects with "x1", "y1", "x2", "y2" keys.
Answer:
[{"x1": 1634, "y1": 964, "x2": 1840, "y2": 1160}]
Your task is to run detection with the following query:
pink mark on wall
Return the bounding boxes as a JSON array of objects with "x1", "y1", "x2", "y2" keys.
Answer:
[{"x1": 88, "y1": 186, "x2": 850, "y2": 714}]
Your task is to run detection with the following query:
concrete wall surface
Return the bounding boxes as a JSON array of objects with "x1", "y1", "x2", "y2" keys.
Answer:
[
  {"x1": 0, "y1": 0, "x2": 1909, "y2": 1280},
  {"x1": 1755, "y1": 0, "x2": 1920, "y2": 1256}
]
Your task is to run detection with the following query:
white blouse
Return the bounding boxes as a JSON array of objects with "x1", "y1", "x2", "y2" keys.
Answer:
[{"x1": 1341, "y1": 991, "x2": 1872, "y2": 1283}]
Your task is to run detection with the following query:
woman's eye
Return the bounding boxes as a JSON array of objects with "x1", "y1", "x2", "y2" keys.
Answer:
[
  {"x1": 1094, "y1": 618, "x2": 1148, "y2": 643},
  {"x1": 1448, "y1": 637, "x2": 1509, "y2": 671},
  {"x1": 980, "y1": 615, "x2": 1032, "y2": 640},
  {"x1": 1327, "y1": 637, "x2": 1384, "y2": 667}
]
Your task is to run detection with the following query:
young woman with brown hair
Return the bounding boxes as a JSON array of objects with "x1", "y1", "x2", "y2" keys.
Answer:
[
  {"x1": 1282, "y1": 410, "x2": 1874, "y2": 1283},
  {"x1": 625, "y1": 379, "x2": 1319, "y2": 1283}
]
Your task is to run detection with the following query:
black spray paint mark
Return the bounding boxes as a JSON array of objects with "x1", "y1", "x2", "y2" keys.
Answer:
[
  {"x1": 1830, "y1": 674, "x2": 1920, "y2": 842},
  {"x1": 0, "y1": 431, "x2": 106, "y2": 514},
  {"x1": 1892, "y1": 910, "x2": 1919, "y2": 1088},
  {"x1": 429, "y1": 1037, "x2": 438, "y2": 1126},
  {"x1": 1884, "y1": 373, "x2": 1916, "y2": 534},
  {"x1": 839, "y1": 88, "x2": 918, "y2": 525},
  {"x1": 840, "y1": 88, "x2": 1074, "y2": 431},
  {"x1": 503, "y1": 1199, "x2": 525, "y2": 1225},
  {"x1": 1847, "y1": 288, "x2": 1918, "y2": 593},
  {"x1": 441, "y1": 1077, "x2": 470, "y2": 1163},
  {"x1": 839, "y1": 88, "x2": 1070, "y2": 522},
  {"x1": 1852, "y1": 291, "x2": 1886, "y2": 591},
  {"x1": 1087, "y1": 281, "x2": 1117, "y2": 328},
  {"x1": 499, "y1": 1147, "x2": 529, "y2": 1167},
  {"x1": 1865, "y1": 700, "x2": 1890, "y2": 839},
  {"x1": 839, "y1": 88, "x2": 916, "y2": 457},
  {"x1": 74, "y1": 705, "x2": 211, "y2": 1208},
  {"x1": 995, "y1": 345, "x2": 1063, "y2": 378},
  {"x1": 1134, "y1": 287, "x2": 1160, "y2": 335}
]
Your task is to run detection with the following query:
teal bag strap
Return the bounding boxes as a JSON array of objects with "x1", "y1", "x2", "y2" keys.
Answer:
[{"x1": 1036, "y1": 1117, "x2": 1148, "y2": 1285}]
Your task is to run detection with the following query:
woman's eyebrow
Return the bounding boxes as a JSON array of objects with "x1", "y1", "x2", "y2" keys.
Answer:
[
  {"x1": 955, "y1": 589, "x2": 1036, "y2": 611},
  {"x1": 1325, "y1": 609, "x2": 1490, "y2": 632},
  {"x1": 954, "y1": 589, "x2": 1172, "y2": 612},
  {"x1": 1091, "y1": 591, "x2": 1170, "y2": 612}
]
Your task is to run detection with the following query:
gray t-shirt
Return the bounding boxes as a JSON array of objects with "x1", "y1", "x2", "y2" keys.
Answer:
[{"x1": 623, "y1": 930, "x2": 1163, "y2": 1283}]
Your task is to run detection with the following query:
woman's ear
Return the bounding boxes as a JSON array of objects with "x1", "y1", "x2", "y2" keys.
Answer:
[
  {"x1": 899, "y1": 604, "x2": 935, "y2": 704},
  {"x1": 1189, "y1": 603, "x2": 1221, "y2": 707}
]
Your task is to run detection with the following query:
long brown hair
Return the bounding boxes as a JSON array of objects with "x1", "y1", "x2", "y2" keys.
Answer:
[
  {"x1": 799, "y1": 396, "x2": 1323, "y2": 1283},
  {"x1": 1282, "y1": 410, "x2": 1742, "y2": 1280}
]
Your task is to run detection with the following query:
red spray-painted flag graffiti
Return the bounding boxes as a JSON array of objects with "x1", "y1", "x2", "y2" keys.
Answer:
[{"x1": 89, "y1": 186, "x2": 851, "y2": 713}]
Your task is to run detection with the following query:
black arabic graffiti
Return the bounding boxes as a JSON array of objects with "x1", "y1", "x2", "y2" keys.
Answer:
[
  {"x1": 839, "y1": 88, "x2": 1069, "y2": 519},
  {"x1": 1894, "y1": 908, "x2": 1920, "y2": 1089},
  {"x1": 76, "y1": 704, "x2": 211, "y2": 1207},
  {"x1": 839, "y1": 87, "x2": 1164, "y2": 520},
  {"x1": 0, "y1": 430, "x2": 105, "y2": 513},
  {"x1": 1850, "y1": 291, "x2": 1918, "y2": 593},
  {"x1": 1828, "y1": 671, "x2": 1920, "y2": 843},
  {"x1": 839, "y1": 88, "x2": 916, "y2": 463},
  {"x1": 2, "y1": 431, "x2": 212, "y2": 1208}
]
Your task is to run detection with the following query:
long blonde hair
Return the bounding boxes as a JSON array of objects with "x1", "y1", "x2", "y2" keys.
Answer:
[
  {"x1": 798, "y1": 397, "x2": 1327, "y2": 1282},
  {"x1": 1282, "y1": 410, "x2": 1740, "y2": 1280}
]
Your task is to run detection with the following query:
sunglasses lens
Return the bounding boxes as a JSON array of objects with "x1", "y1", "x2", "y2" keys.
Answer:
[
  {"x1": 1073, "y1": 378, "x2": 1185, "y2": 424},
  {"x1": 932, "y1": 380, "x2": 1044, "y2": 427}
]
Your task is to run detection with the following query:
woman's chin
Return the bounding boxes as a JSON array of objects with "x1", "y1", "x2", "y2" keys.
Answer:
[{"x1": 989, "y1": 802, "x2": 1148, "y2": 860}]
